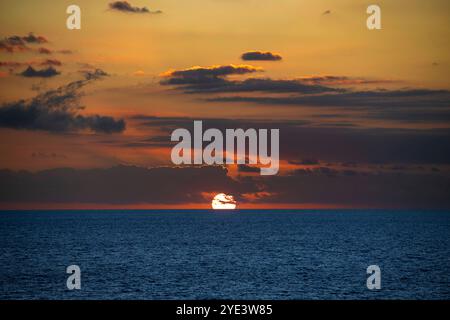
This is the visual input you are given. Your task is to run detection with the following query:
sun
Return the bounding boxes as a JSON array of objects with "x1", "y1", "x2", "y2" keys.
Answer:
[{"x1": 212, "y1": 193, "x2": 237, "y2": 210}]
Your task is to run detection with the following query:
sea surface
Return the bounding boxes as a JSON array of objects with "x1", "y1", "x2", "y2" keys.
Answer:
[{"x1": 0, "y1": 210, "x2": 449, "y2": 300}]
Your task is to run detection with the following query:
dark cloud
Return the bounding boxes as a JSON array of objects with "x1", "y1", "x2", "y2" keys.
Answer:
[
  {"x1": 0, "y1": 37, "x2": 29, "y2": 53},
  {"x1": 341, "y1": 161, "x2": 358, "y2": 168},
  {"x1": 0, "y1": 164, "x2": 448, "y2": 209},
  {"x1": 37, "y1": 47, "x2": 52, "y2": 54},
  {"x1": 41, "y1": 59, "x2": 62, "y2": 66},
  {"x1": 161, "y1": 64, "x2": 448, "y2": 125},
  {"x1": 298, "y1": 75, "x2": 395, "y2": 86},
  {"x1": 292, "y1": 166, "x2": 339, "y2": 176},
  {"x1": 241, "y1": 51, "x2": 282, "y2": 61},
  {"x1": 0, "y1": 61, "x2": 24, "y2": 68},
  {"x1": 209, "y1": 88, "x2": 450, "y2": 123},
  {"x1": 201, "y1": 78, "x2": 337, "y2": 94},
  {"x1": 368, "y1": 109, "x2": 450, "y2": 123},
  {"x1": 237, "y1": 164, "x2": 261, "y2": 173},
  {"x1": 0, "y1": 165, "x2": 254, "y2": 205},
  {"x1": 121, "y1": 135, "x2": 178, "y2": 148},
  {"x1": 22, "y1": 33, "x2": 48, "y2": 44},
  {"x1": 316, "y1": 166, "x2": 338, "y2": 176},
  {"x1": 0, "y1": 33, "x2": 47, "y2": 53},
  {"x1": 131, "y1": 115, "x2": 310, "y2": 132},
  {"x1": 130, "y1": 115, "x2": 450, "y2": 165},
  {"x1": 161, "y1": 66, "x2": 399, "y2": 97},
  {"x1": 211, "y1": 89, "x2": 450, "y2": 109},
  {"x1": 252, "y1": 169, "x2": 450, "y2": 209},
  {"x1": 109, "y1": 1, "x2": 162, "y2": 14},
  {"x1": 0, "y1": 69, "x2": 126, "y2": 133},
  {"x1": 161, "y1": 65, "x2": 338, "y2": 94},
  {"x1": 31, "y1": 152, "x2": 67, "y2": 159},
  {"x1": 19, "y1": 66, "x2": 60, "y2": 78},
  {"x1": 161, "y1": 64, "x2": 262, "y2": 84},
  {"x1": 0, "y1": 59, "x2": 62, "y2": 69},
  {"x1": 279, "y1": 126, "x2": 450, "y2": 165},
  {"x1": 0, "y1": 40, "x2": 71, "y2": 55},
  {"x1": 80, "y1": 68, "x2": 109, "y2": 80},
  {"x1": 289, "y1": 159, "x2": 320, "y2": 165}
]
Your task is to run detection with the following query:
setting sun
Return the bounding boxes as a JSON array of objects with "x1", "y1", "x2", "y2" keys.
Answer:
[{"x1": 211, "y1": 193, "x2": 237, "y2": 210}]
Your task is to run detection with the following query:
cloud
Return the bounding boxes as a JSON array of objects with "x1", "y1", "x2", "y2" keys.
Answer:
[
  {"x1": 109, "y1": 1, "x2": 162, "y2": 14},
  {"x1": 293, "y1": 166, "x2": 338, "y2": 176},
  {"x1": 22, "y1": 33, "x2": 48, "y2": 44},
  {"x1": 58, "y1": 49, "x2": 74, "y2": 55},
  {"x1": 157, "y1": 53, "x2": 428, "y2": 126},
  {"x1": 0, "y1": 165, "x2": 254, "y2": 205},
  {"x1": 369, "y1": 111, "x2": 450, "y2": 124},
  {"x1": 201, "y1": 78, "x2": 338, "y2": 94},
  {"x1": 237, "y1": 164, "x2": 261, "y2": 173},
  {"x1": 212, "y1": 88, "x2": 450, "y2": 108},
  {"x1": 31, "y1": 152, "x2": 67, "y2": 159},
  {"x1": 241, "y1": 51, "x2": 282, "y2": 61},
  {"x1": 0, "y1": 61, "x2": 25, "y2": 68},
  {"x1": 41, "y1": 59, "x2": 62, "y2": 66},
  {"x1": 161, "y1": 64, "x2": 262, "y2": 83},
  {"x1": 19, "y1": 66, "x2": 60, "y2": 78},
  {"x1": 80, "y1": 68, "x2": 109, "y2": 80},
  {"x1": 0, "y1": 163, "x2": 448, "y2": 209},
  {"x1": 130, "y1": 115, "x2": 450, "y2": 165},
  {"x1": 0, "y1": 37, "x2": 29, "y2": 53},
  {"x1": 278, "y1": 126, "x2": 450, "y2": 165},
  {"x1": 298, "y1": 75, "x2": 396, "y2": 86},
  {"x1": 0, "y1": 69, "x2": 126, "y2": 133},
  {"x1": 210, "y1": 88, "x2": 450, "y2": 123},
  {"x1": 0, "y1": 59, "x2": 62, "y2": 69},
  {"x1": 160, "y1": 65, "x2": 340, "y2": 94},
  {"x1": 0, "y1": 33, "x2": 48, "y2": 53},
  {"x1": 252, "y1": 169, "x2": 450, "y2": 209},
  {"x1": 131, "y1": 115, "x2": 310, "y2": 132},
  {"x1": 37, "y1": 47, "x2": 52, "y2": 54},
  {"x1": 289, "y1": 159, "x2": 320, "y2": 165}
]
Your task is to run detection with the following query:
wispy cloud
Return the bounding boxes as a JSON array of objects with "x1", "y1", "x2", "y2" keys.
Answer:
[{"x1": 0, "y1": 69, "x2": 126, "y2": 133}]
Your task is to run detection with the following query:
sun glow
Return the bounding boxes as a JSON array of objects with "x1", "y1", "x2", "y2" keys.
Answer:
[{"x1": 211, "y1": 193, "x2": 237, "y2": 210}]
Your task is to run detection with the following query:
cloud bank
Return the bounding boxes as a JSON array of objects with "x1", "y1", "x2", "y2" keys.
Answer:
[{"x1": 0, "y1": 165, "x2": 250, "y2": 205}]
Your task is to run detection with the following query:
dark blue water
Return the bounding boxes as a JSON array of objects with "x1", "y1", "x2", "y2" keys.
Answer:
[{"x1": 0, "y1": 210, "x2": 449, "y2": 299}]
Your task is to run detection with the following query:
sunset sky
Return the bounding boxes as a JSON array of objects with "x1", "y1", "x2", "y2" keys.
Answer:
[{"x1": 0, "y1": 0, "x2": 449, "y2": 209}]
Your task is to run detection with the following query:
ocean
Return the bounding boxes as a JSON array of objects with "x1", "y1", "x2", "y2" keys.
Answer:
[{"x1": 0, "y1": 210, "x2": 449, "y2": 299}]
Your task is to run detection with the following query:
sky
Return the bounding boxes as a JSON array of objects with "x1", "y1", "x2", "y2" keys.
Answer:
[{"x1": 0, "y1": 0, "x2": 449, "y2": 209}]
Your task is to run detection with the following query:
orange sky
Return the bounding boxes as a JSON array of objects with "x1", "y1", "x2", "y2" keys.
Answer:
[{"x1": 0, "y1": 1, "x2": 449, "y2": 209}]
